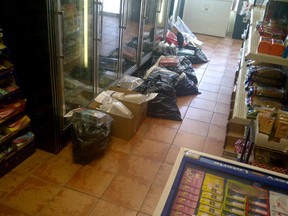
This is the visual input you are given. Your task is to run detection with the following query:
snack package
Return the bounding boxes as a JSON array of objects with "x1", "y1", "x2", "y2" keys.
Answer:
[
  {"x1": 270, "y1": 38, "x2": 285, "y2": 56},
  {"x1": 258, "y1": 36, "x2": 271, "y2": 54}
]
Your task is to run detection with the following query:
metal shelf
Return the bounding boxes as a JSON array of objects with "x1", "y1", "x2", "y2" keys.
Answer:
[{"x1": 245, "y1": 6, "x2": 288, "y2": 67}]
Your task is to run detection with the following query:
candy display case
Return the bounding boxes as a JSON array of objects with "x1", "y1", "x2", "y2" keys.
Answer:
[{"x1": 154, "y1": 148, "x2": 288, "y2": 216}]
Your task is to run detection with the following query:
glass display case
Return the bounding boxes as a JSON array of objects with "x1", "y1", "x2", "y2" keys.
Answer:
[{"x1": 154, "y1": 148, "x2": 288, "y2": 216}]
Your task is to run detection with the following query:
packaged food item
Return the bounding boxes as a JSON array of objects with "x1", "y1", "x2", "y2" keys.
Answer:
[
  {"x1": 158, "y1": 56, "x2": 180, "y2": 67},
  {"x1": 274, "y1": 110, "x2": 288, "y2": 140},
  {"x1": 258, "y1": 112, "x2": 275, "y2": 135},
  {"x1": 258, "y1": 36, "x2": 271, "y2": 54},
  {"x1": 200, "y1": 197, "x2": 222, "y2": 209},
  {"x1": 270, "y1": 38, "x2": 285, "y2": 56},
  {"x1": 198, "y1": 204, "x2": 221, "y2": 216},
  {"x1": 247, "y1": 85, "x2": 286, "y2": 99},
  {"x1": 202, "y1": 174, "x2": 224, "y2": 195}
]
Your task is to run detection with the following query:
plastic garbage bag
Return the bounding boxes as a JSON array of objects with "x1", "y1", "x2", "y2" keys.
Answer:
[
  {"x1": 134, "y1": 77, "x2": 182, "y2": 121},
  {"x1": 68, "y1": 108, "x2": 113, "y2": 164},
  {"x1": 182, "y1": 44, "x2": 209, "y2": 64},
  {"x1": 175, "y1": 72, "x2": 200, "y2": 96},
  {"x1": 146, "y1": 66, "x2": 199, "y2": 96}
]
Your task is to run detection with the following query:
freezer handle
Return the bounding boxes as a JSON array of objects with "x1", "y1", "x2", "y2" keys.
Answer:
[
  {"x1": 120, "y1": 0, "x2": 128, "y2": 29},
  {"x1": 156, "y1": 0, "x2": 163, "y2": 13},
  {"x1": 57, "y1": 11, "x2": 65, "y2": 59},
  {"x1": 97, "y1": 1, "x2": 103, "y2": 42}
]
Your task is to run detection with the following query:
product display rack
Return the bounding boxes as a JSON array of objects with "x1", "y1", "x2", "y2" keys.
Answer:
[
  {"x1": 225, "y1": 3, "x2": 288, "y2": 160},
  {"x1": 0, "y1": 30, "x2": 36, "y2": 177},
  {"x1": 154, "y1": 148, "x2": 288, "y2": 216}
]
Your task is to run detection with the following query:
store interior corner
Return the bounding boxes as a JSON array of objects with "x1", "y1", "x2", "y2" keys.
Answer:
[{"x1": 1, "y1": 0, "x2": 288, "y2": 215}]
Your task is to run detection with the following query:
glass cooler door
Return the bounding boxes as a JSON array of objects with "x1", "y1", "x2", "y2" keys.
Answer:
[
  {"x1": 56, "y1": 0, "x2": 95, "y2": 129},
  {"x1": 97, "y1": 0, "x2": 122, "y2": 89}
]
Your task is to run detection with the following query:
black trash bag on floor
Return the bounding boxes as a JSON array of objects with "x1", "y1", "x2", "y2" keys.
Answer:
[
  {"x1": 175, "y1": 72, "x2": 200, "y2": 96},
  {"x1": 147, "y1": 67, "x2": 199, "y2": 96},
  {"x1": 134, "y1": 78, "x2": 182, "y2": 121},
  {"x1": 147, "y1": 67, "x2": 179, "y2": 87},
  {"x1": 162, "y1": 56, "x2": 199, "y2": 85},
  {"x1": 70, "y1": 108, "x2": 113, "y2": 164},
  {"x1": 183, "y1": 44, "x2": 209, "y2": 64}
]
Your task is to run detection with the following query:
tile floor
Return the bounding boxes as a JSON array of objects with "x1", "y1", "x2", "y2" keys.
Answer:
[{"x1": 0, "y1": 34, "x2": 242, "y2": 216}]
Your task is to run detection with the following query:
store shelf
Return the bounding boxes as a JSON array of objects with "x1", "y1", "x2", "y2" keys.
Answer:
[
  {"x1": 245, "y1": 6, "x2": 288, "y2": 67},
  {"x1": 230, "y1": 41, "x2": 250, "y2": 125}
]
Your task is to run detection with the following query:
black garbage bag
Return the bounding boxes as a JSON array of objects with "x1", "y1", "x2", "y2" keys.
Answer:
[
  {"x1": 183, "y1": 44, "x2": 209, "y2": 64},
  {"x1": 147, "y1": 66, "x2": 199, "y2": 96},
  {"x1": 70, "y1": 108, "x2": 113, "y2": 164},
  {"x1": 134, "y1": 78, "x2": 182, "y2": 121},
  {"x1": 147, "y1": 67, "x2": 179, "y2": 87},
  {"x1": 161, "y1": 56, "x2": 199, "y2": 85},
  {"x1": 175, "y1": 72, "x2": 200, "y2": 96}
]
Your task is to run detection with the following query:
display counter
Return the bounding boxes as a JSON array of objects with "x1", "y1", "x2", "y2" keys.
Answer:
[{"x1": 153, "y1": 148, "x2": 288, "y2": 216}]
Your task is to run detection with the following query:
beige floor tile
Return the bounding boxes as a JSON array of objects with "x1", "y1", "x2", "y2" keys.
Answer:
[
  {"x1": 217, "y1": 93, "x2": 233, "y2": 104},
  {"x1": 32, "y1": 156, "x2": 81, "y2": 186},
  {"x1": 137, "y1": 212, "x2": 151, "y2": 216},
  {"x1": 12, "y1": 149, "x2": 53, "y2": 175},
  {"x1": 117, "y1": 155, "x2": 161, "y2": 183},
  {"x1": 208, "y1": 124, "x2": 227, "y2": 141},
  {"x1": 140, "y1": 183, "x2": 165, "y2": 215},
  {"x1": 0, "y1": 203, "x2": 30, "y2": 216},
  {"x1": 196, "y1": 90, "x2": 218, "y2": 102},
  {"x1": 90, "y1": 200, "x2": 137, "y2": 216},
  {"x1": 201, "y1": 75, "x2": 223, "y2": 85},
  {"x1": 173, "y1": 131, "x2": 206, "y2": 152},
  {"x1": 39, "y1": 188, "x2": 96, "y2": 216},
  {"x1": 0, "y1": 171, "x2": 26, "y2": 199},
  {"x1": 179, "y1": 118, "x2": 210, "y2": 137},
  {"x1": 4, "y1": 177, "x2": 60, "y2": 215},
  {"x1": 142, "y1": 124, "x2": 178, "y2": 144},
  {"x1": 211, "y1": 112, "x2": 229, "y2": 127},
  {"x1": 164, "y1": 145, "x2": 181, "y2": 165},
  {"x1": 102, "y1": 175, "x2": 151, "y2": 211},
  {"x1": 189, "y1": 97, "x2": 216, "y2": 112},
  {"x1": 107, "y1": 136, "x2": 136, "y2": 154},
  {"x1": 198, "y1": 81, "x2": 221, "y2": 93},
  {"x1": 214, "y1": 102, "x2": 231, "y2": 115},
  {"x1": 66, "y1": 166, "x2": 115, "y2": 197},
  {"x1": 204, "y1": 137, "x2": 225, "y2": 157},
  {"x1": 153, "y1": 163, "x2": 173, "y2": 187},
  {"x1": 88, "y1": 149, "x2": 129, "y2": 173},
  {"x1": 131, "y1": 138, "x2": 170, "y2": 162},
  {"x1": 185, "y1": 107, "x2": 213, "y2": 123},
  {"x1": 149, "y1": 117, "x2": 182, "y2": 130}
]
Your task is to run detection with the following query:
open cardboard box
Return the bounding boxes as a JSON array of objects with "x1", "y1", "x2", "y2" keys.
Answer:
[
  {"x1": 223, "y1": 121, "x2": 249, "y2": 160},
  {"x1": 254, "y1": 119, "x2": 288, "y2": 154},
  {"x1": 88, "y1": 86, "x2": 147, "y2": 140}
]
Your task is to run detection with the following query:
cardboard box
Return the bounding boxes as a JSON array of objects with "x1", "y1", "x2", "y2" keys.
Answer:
[
  {"x1": 88, "y1": 87, "x2": 147, "y2": 140},
  {"x1": 223, "y1": 121, "x2": 249, "y2": 160},
  {"x1": 254, "y1": 119, "x2": 288, "y2": 154}
]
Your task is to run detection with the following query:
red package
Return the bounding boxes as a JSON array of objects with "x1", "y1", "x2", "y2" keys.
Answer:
[
  {"x1": 258, "y1": 36, "x2": 271, "y2": 54},
  {"x1": 270, "y1": 39, "x2": 285, "y2": 56}
]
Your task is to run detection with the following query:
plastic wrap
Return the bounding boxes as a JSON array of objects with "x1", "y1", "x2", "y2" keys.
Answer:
[
  {"x1": 247, "y1": 85, "x2": 286, "y2": 99},
  {"x1": 95, "y1": 91, "x2": 133, "y2": 118},
  {"x1": 118, "y1": 75, "x2": 144, "y2": 90},
  {"x1": 69, "y1": 108, "x2": 113, "y2": 164}
]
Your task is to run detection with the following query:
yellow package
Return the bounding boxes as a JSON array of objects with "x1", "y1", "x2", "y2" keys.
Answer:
[
  {"x1": 201, "y1": 191, "x2": 223, "y2": 202},
  {"x1": 198, "y1": 204, "x2": 221, "y2": 216},
  {"x1": 200, "y1": 197, "x2": 222, "y2": 209},
  {"x1": 202, "y1": 174, "x2": 224, "y2": 195}
]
